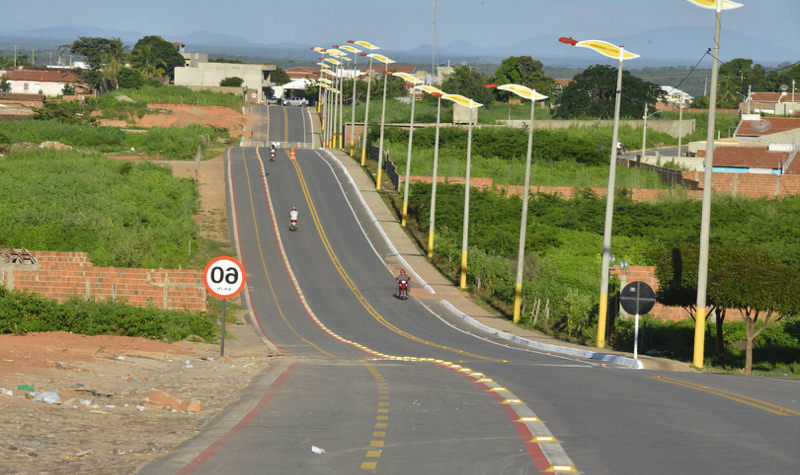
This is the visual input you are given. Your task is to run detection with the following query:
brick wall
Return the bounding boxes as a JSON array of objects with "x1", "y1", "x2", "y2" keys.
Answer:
[
  {"x1": 1, "y1": 251, "x2": 207, "y2": 312},
  {"x1": 407, "y1": 173, "x2": 800, "y2": 201},
  {"x1": 682, "y1": 171, "x2": 800, "y2": 198}
]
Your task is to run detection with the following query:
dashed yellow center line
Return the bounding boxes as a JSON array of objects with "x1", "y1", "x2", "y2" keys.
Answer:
[
  {"x1": 651, "y1": 375, "x2": 800, "y2": 417},
  {"x1": 241, "y1": 147, "x2": 333, "y2": 358},
  {"x1": 361, "y1": 364, "x2": 389, "y2": 471},
  {"x1": 290, "y1": 155, "x2": 505, "y2": 363}
]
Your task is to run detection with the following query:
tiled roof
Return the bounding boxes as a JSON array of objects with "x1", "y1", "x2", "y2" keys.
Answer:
[
  {"x1": 750, "y1": 92, "x2": 782, "y2": 103},
  {"x1": 699, "y1": 146, "x2": 789, "y2": 169},
  {"x1": 555, "y1": 78, "x2": 573, "y2": 86},
  {"x1": 0, "y1": 93, "x2": 46, "y2": 101},
  {"x1": 3, "y1": 69, "x2": 81, "y2": 83},
  {"x1": 735, "y1": 117, "x2": 800, "y2": 137}
]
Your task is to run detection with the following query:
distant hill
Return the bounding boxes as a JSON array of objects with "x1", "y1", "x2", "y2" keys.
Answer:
[{"x1": 2, "y1": 24, "x2": 796, "y2": 70}]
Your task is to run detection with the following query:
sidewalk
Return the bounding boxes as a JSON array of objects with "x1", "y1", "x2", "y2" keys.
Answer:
[{"x1": 312, "y1": 153, "x2": 688, "y2": 370}]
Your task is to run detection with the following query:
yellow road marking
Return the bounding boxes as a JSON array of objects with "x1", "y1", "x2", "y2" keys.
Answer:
[
  {"x1": 369, "y1": 440, "x2": 385, "y2": 447},
  {"x1": 241, "y1": 147, "x2": 333, "y2": 358},
  {"x1": 372, "y1": 431, "x2": 386, "y2": 437},
  {"x1": 374, "y1": 423, "x2": 387, "y2": 429},
  {"x1": 283, "y1": 107, "x2": 289, "y2": 143},
  {"x1": 651, "y1": 376, "x2": 800, "y2": 417},
  {"x1": 366, "y1": 450, "x2": 382, "y2": 458},
  {"x1": 360, "y1": 462, "x2": 377, "y2": 470},
  {"x1": 377, "y1": 415, "x2": 388, "y2": 421},
  {"x1": 290, "y1": 157, "x2": 503, "y2": 362}
]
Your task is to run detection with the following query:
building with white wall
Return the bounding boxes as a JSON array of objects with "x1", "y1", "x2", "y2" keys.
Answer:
[
  {"x1": 174, "y1": 62, "x2": 275, "y2": 102},
  {"x1": 0, "y1": 67, "x2": 87, "y2": 97}
]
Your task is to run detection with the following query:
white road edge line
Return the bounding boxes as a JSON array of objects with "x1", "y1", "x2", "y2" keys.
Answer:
[{"x1": 319, "y1": 149, "x2": 434, "y2": 294}]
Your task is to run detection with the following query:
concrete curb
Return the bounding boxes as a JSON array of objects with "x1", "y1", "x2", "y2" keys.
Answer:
[
  {"x1": 321, "y1": 149, "x2": 434, "y2": 295},
  {"x1": 441, "y1": 300, "x2": 644, "y2": 370}
]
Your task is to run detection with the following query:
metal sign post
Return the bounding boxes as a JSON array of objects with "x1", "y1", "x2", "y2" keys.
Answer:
[
  {"x1": 203, "y1": 256, "x2": 246, "y2": 357},
  {"x1": 619, "y1": 281, "x2": 656, "y2": 361}
]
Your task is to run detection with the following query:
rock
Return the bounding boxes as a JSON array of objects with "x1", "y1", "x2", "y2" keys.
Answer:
[
  {"x1": 148, "y1": 389, "x2": 188, "y2": 411},
  {"x1": 186, "y1": 400, "x2": 203, "y2": 413},
  {"x1": 38, "y1": 141, "x2": 73, "y2": 150}
]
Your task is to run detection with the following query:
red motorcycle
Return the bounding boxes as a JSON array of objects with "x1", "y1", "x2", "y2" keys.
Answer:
[
  {"x1": 289, "y1": 218, "x2": 298, "y2": 231},
  {"x1": 397, "y1": 278, "x2": 409, "y2": 300}
]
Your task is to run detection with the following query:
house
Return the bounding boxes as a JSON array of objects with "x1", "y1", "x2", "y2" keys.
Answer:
[
  {"x1": 172, "y1": 41, "x2": 208, "y2": 67},
  {"x1": 0, "y1": 67, "x2": 89, "y2": 97},
  {"x1": 174, "y1": 58, "x2": 276, "y2": 102},
  {"x1": 697, "y1": 146, "x2": 798, "y2": 175},
  {"x1": 733, "y1": 115, "x2": 800, "y2": 144},
  {"x1": 657, "y1": 86, "x2": 693, "y2": 111},
  {"x1": 0, "y1": 93, "x2": 45, "y2": 121},
  {"x1": 740, "y1": 91, "x2": 799, "y2": 115},
  {"x1": 285, "y1": 67, "x2": 320, "y2": 81}
]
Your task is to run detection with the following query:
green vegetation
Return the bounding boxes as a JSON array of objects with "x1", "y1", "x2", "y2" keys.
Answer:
[
  {"x1": 91, "y1": 85, "x2": 242, "y2": 114},
  {"x1": 371, "y1": 125, "x2": 676, "y2": 187},
  {"x1": 220, "y1": 76, "x2": 244, "y2": 87},
  {"x1": 0, "y1": 149, "x2": 198, "y2": 268},
  {"x1": 0, "y1": 287, "x2": 216, "y2": 342},
  {"x1": 400, "y1": 182, "x2": 800, "y2": 375},
  {"x1": 0, "y1": 120, "x2": 226, "y2": 159}
]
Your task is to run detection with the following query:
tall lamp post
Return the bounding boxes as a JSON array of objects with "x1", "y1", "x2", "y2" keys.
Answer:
[
  {"x1": 393, "y1": 71, "x2": 424, "y2": 227},
  {"x1": 321, "y1": 65, "x2": 337, "y2": 147},
  {"x1": 441, "y1": 94, "x2": 482, "y2": 289},
  {"x1": 685, "y1": 0, "x2": 743, "y2": 368},
  {"x1": 560, "y1": 36, "x2": 640, "y2": 348},
  {"x1": 367, "y1": 53, "x2": 396, "y2": 191},
  {"x1": 416, "y1": 85, "x2": 445, "y2": 258},
  {"x1": 323, "y1": 57, "x2": 343, "y2": 148},
  {"x1": 318, "y1": 76, "x2": 333, "y2": 147},
  {"x1": 326, "y1": 49, "x2": 350, "y2": 150},
  {"x1": 339, "y1": 43, "x2": 363, "y2": 157},
  {"x1": 484, "y1": 83, "x2": 548, "y2": 324},
  {"x1": 640, "y1": 104, "x2": 660, "y2": 162},
  {"x1": 351, "y1": 40, "x2": 381, "y2": 166}
]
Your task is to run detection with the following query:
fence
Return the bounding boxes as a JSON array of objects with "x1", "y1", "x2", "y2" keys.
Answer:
[
  {"x1": 618, "y1": 158, "x2": 700, "y2": 189},
  {"x1": 368, "y1": 145, "x2": 400, "y2": 190}
]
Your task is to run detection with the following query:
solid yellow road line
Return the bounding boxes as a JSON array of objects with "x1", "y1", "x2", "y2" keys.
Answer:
[
  {"x1": 283, "y1": 107, "x2": 289, "y2": 143},
  {"x1": 650, "y1": 376, "x2": 800, "y2": 417},
  {"x1": 291, "y1": 157, "x2": 503, "y2": 363},
  {"x1": 241, "y1": 147, "x2": 333, "y2": 358},
  {"x1": 360, "y1": 462, "x2": 377, "y2": 470}
]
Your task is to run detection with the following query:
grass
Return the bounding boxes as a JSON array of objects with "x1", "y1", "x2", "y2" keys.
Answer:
[
  {"x1": 91, "y1": 85, "x2": 242, "y2": 117},
  {"x1": 0, "y1": 120, "x2": 228, "y2": 159},
  {"x1": 0, "y1": 148, "x2": 199, "y2": 268},
  {"x1": 0, "y1": 287, "x2": 217, "y2": 342}
]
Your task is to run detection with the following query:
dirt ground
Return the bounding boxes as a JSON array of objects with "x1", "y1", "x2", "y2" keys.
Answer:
[
  {"x1": 98, "y1": 103, "x2": 246, "y2": 138},
  {"x1": 0, "y1": 109, "x2": 279, "y2": 474}
]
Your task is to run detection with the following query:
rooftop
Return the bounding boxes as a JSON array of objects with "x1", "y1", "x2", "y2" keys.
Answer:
[
  {"x1": 699, "y1": 146, "x2": 791, "y2": 169},
  {"x1": 735, "y1": 117, "x2": 800, "y2": 137}
]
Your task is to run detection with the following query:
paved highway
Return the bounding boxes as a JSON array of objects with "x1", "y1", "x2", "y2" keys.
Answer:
[{"x1": 146, "y1": 105, "x2": 799, "y2": 474}]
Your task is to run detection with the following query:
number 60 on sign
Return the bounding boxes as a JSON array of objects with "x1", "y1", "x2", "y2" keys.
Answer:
[{"x1": 203, "y1": 256, "x2": 246, "y2": 299}]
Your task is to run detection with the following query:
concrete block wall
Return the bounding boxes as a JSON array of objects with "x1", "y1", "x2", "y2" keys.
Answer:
[
  {"x1": 2, "y1": 251, "x2": 206, "y2": 312},
  {"x1": 682, "y1": 171, "x2": 800, "y2": 198}
]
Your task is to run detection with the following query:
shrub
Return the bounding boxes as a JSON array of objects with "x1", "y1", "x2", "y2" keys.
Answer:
[
  {"x1": 220, "y1": 76, "x2": 244, "y2": 87},
  {"x1": 118, "y1": 67, "x2": 145, "y2": 89}
]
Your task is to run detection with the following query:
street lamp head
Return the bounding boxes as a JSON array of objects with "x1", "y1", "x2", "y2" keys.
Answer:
[
  {"x1": 359, "y1": 53, "x2": 368, "y2": 57},
  {"x1": 484, "y1": 83, "x2": 498, "y2": 89},
  {"x1": 558, "y1": 37, "x2": 578, "y2": 46}
]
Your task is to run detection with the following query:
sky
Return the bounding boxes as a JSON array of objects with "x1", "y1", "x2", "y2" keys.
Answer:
[{"x1": 1, "y1": 0, "x2": 798, "y2": 55}]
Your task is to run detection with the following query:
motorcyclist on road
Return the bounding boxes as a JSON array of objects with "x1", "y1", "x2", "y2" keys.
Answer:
[
  {"x1": 270, "y1": 142, "x2": 277, "y2": 159},
  {"x1": 289, "y1": 206, "x2": 299, "y2": 223},
  {"x1": 396, "y1": 268, "x2": 411, "y2": 299}
]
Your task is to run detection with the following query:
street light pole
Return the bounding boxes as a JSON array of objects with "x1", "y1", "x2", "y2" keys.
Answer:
[
  {"x1": 376, "y1": 60, "x2": 390, "y2": 190},
  {"x1": 360, "y1": 54, "x2": 374, "y2": 166},
  {"x1": 641, "y1": 103, "x2": 648, "y2": 162},
  {"x1": 560, "y1": 36, "x2": 639, "y2": 349},
  {"x1": 678, "y1": 101, "x2": 684, "y2": 157},
  {"x1": 397, "y1": 74, "x2": 422, "y2": 227}
]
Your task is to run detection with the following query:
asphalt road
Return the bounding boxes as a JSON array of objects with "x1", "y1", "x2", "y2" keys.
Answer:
[{"x1": 146, "y1": 105, "x2": 799, "y2": 474}]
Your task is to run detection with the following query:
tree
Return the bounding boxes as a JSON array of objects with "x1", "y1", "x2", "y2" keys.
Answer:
[
  {"x1": 554, "y1": 65, "x2": 663, "y2": 119},
  {"x1": 492, "y1": 56, "x2": 556, "y2": 97},
  {"x1": 61, "y1": 84, "x2": 75, "y2": 95},
  {"x1": 441, "y1": 65, "x2": 495, "y2": 105},
  {"x1": 117, "y1": 67, "x2": 144, "y2": 89},
  {"x1": 220, "y1": 76, "x2": 244, "y2": 87},
  {"x1": 0, "y1": 77, "x2": 11, "y2": 93},
  {"x1": 71, "y1": 37, "x2": 125, "y2": 91},
  {"x1": 712, "y1": 249, "x2": 800, "y2": 375},
  {"x1": 130, "y1": 36, "x2": 185, "y2": 80},
  {"x1": 271, "y1": 67, "x2": 290, "y2": 86}
]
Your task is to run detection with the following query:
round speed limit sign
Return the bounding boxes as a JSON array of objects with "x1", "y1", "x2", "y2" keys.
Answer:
[{"x1": 203, "y1": 256, "x2": 246, "y2": 299}]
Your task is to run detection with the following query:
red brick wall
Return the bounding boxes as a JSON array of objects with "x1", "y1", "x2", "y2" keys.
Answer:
[
  {"x1": 2, "y1": 251, "x2": 206, "y2": 312},
  {"x1": 682, "y1": 171, "x2": 800, "y2": 198},
  {"x1": 408, "y1": 174, "x2": 800, "y2": 201}
]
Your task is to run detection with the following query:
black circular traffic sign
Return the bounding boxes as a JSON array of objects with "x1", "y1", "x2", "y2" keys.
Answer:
[{"x1": 619, "y1": 281, "x2": 656, "y2": 315}]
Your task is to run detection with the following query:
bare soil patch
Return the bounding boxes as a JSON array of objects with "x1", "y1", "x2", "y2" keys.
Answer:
[{"x1": 98, "y1": 103, "x2": 245, "y2": 138}]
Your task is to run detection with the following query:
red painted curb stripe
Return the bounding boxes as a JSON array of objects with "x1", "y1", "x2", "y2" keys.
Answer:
[
  {"x1": 178, "y1": 359, "x2": 298, "y2": 473},
  {"x1": 229, "y1": 147, "x2": 282, "y2": 353}
]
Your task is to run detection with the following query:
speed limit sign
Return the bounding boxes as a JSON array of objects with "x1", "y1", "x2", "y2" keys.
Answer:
[{"x1": 203, "y1": 256, "x2": 246, "y2": 299}]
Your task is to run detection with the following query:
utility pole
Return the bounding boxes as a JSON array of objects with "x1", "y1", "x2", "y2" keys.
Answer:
[
  {"x1": 12, "y1": 45, "x2": 18, "y2": 67},
  {"x1": 49, "y1": 51, "x2": 53, "y2": 66},
  {"x1": 431, "y1": 0, "x2": 437, "y2": 85},
  {"x1": 747, "y1": 84, "x2": 751, "y2": 114},
  {"x1": 31, "y1": 48, "x2": 37, "y2": 66},
  {"x1": 703, "y1": 76, "x2": 708, "y2": 97},
  {"x1": 678, "y1": 101, "x2": 684, "y2": 157},
  {"x1": 641, "y1": 103, "x2": 648, "y2": 162}
]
